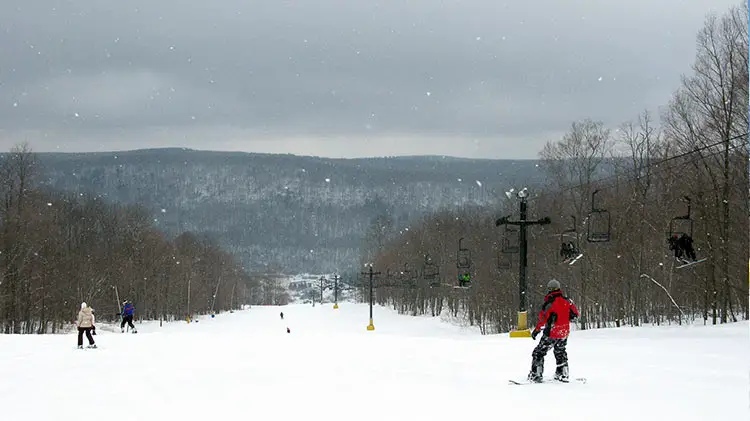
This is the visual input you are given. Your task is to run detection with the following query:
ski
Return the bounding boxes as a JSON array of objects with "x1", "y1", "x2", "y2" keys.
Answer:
[
  {"x1": 676, "y1": 258, "x2": 707, "y2": 269},
  {"x1": 509, "y1": 377, "x2": 586, "y2": 385}
]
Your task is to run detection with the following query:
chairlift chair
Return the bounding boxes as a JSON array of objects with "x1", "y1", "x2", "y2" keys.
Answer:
[
  {"x1": 497, "y1": 250, "x2": 511, "y2": 271},
  {"x1": 502, "y1": 225, "x2": 520, "y2": 254},
  {"x1": 560, "y1": 215, "x2": 580, "y2": 262},
  {"x1": 402, "y1": 277, "x2": 418, "y2": 289},
  {"x1": 586, "y1": 190, "x2": 611, "y2": 242},
  {"x1": 422, "y1": 253, "x2": 439, "y2": 279},
  {"x1": 668, "y1": 196, "x2": 693, "y2": 238},
  {"x1": 422, "y1": 253, "x2": 441, "y2": 287},
  {"x1": 381, "y1": 268, "x2": 394, "y2": 288},
  {"x1": 456, "y1": 238, "x2": 472, "y2": 288},
  {"x1": 667, "y1": 196, "x2": 704, "y2": 267},
  {"x1": 456, "y1": 237, "x2": 472, "y2": 269},
  {"x1": 398, "y1": 263, "x2": 417, "y2": 288}
]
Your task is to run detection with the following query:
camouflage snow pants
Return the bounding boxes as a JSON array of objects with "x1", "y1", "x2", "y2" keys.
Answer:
[{"x1": 529, "y1": 336, "x2": 568, "y2": 380}]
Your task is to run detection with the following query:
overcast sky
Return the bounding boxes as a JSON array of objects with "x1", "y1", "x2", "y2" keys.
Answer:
[{"x1": 0, "y1": 0, "x2": 740, "y2": 159}]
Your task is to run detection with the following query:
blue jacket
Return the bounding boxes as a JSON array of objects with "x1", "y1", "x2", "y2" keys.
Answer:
[{"x1": 122, "y1": 303, "x2": 135, "y2": 317}]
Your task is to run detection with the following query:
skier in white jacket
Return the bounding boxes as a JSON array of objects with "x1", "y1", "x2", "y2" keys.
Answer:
[{"x1": 76, "y1": 302, "x2": 97, "y2": 349}]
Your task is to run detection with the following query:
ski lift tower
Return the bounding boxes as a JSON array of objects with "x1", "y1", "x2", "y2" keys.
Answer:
[{"x1": 495, "y1": 187, "x2": 551, "y2": 338}]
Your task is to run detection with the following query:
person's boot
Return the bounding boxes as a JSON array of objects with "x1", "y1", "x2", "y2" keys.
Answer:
[
  {"x1": 554, "y1": 364, "x2": 569, "y2": 382},
  {"x1": 528, "y1": 362, "x2": 544, "y2": 383}
]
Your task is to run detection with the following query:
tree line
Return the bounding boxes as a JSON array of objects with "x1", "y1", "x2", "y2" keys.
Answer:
[
  {"x1": 0, "y1": 144, "x2": 270, "y2": 334},
  {"x1": 361, "y1": 4, "x2": 748, "y2": 334}
]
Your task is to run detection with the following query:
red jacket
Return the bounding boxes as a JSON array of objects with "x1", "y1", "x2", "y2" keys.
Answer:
[{"x1": 534, "y1": 290, "x2": 579, "y2": 339}]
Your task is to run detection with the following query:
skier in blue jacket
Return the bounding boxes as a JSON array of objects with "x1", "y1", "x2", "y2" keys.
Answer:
[{"x1": 121, "y1": 300, "x2": 137, "y2": 333}]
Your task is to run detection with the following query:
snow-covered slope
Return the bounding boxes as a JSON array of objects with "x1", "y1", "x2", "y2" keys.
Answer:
[{"x1": 0, "y1": 303, "x2": 746, "y2": 420}]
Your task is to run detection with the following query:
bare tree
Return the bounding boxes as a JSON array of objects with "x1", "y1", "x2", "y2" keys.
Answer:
[
  {"x1": 0, "y1": 143, "x2": 38, "y2": 333},
  {"x1": 663, "y1": 3, "x2": 749, "y2": 324},
  {"x1": 538, "y1": 119, "x2": 612, "y2": 329},
  {"x1": 0, "y1": 144, "x2": 260, "y2": 333},
  {"x1": 614, "y1": 111, "x2": 665, "y2": 325}
]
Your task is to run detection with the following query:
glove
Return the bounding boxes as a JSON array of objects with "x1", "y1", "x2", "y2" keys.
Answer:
[{"x1": 531, "y1": 329, "x2": 540, "y2": 340}]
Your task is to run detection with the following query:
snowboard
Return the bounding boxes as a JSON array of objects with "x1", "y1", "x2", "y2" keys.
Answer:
[
  {"x1": 509, "y1": 377, "x2": 586, "y2": 385},
  {"x1": 676, "y1": 258, "x2": 707, "y2": 269}
]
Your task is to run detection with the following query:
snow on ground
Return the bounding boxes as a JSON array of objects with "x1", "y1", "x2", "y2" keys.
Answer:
[{"x1": 0, "y1": 303, "x2": 747, "y2": 420}]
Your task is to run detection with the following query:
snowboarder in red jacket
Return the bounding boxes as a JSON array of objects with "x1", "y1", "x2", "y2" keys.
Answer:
[{"x1": 528, "y1": 279, "x2": 579, "y2": 383}]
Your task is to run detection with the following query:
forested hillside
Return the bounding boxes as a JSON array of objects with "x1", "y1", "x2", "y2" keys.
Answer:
[{"x1": 34, "y1": 149, "x2": 544, "y2": 273}]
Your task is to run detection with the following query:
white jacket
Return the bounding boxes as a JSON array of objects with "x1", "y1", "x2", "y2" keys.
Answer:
[{"x1": 77, "y1": 305, "x2": 95, "y2": 328}]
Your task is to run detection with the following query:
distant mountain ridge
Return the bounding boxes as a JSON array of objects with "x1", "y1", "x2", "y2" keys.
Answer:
[{"x1": 30, "y1": 148, "x2": 545, "y2": 273}]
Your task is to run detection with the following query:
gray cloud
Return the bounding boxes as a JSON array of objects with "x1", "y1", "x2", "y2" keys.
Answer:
[{"x1": 0, "y1": 0, "x2": 740, "y2": 158}]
